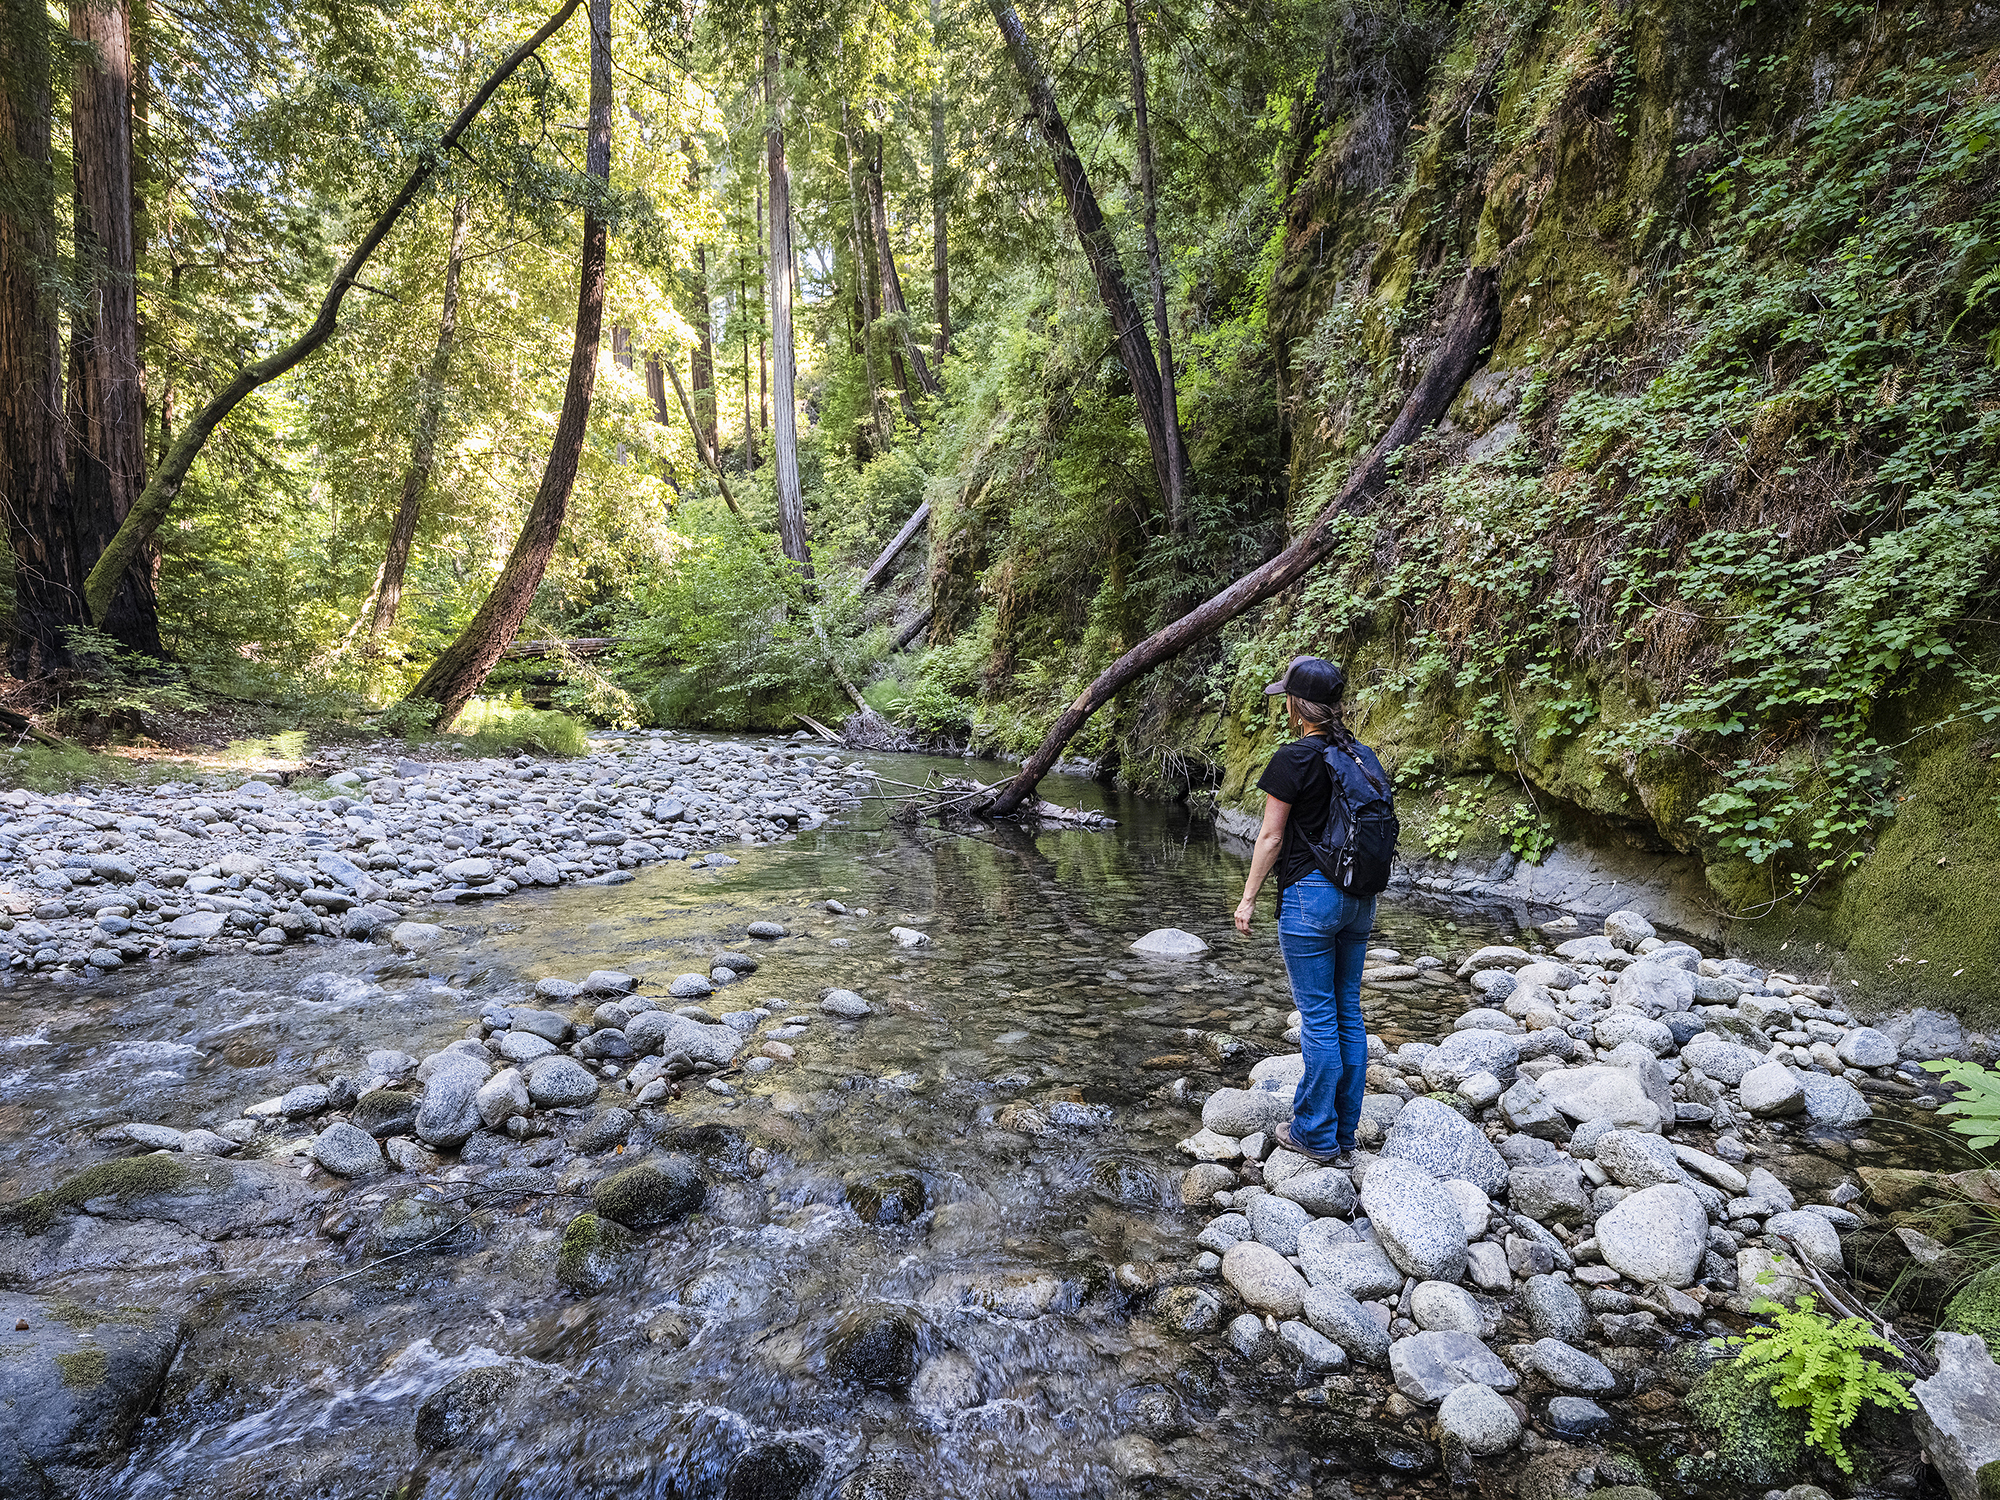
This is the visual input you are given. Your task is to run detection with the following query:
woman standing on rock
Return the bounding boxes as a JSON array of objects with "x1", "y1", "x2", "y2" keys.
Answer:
[{"x1": 1233, "y1": 656, "x2": 1397, "y2": 1167}]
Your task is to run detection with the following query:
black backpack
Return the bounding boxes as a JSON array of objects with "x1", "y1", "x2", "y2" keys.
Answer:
[{"x1": 1307, "y1": 738, "x2": 1400, "y2": 897}]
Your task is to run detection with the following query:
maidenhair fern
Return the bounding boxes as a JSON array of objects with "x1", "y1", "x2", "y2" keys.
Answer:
[
  {"x1": 1920, "y1": 1059, "x2": 2000, "y2": 1150},
  {"x1": 1727, "y1": 1297, "x2": 1915, "y2": 1473}
]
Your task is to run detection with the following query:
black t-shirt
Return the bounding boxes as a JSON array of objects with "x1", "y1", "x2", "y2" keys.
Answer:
[{"x1": 1257, "y1": 735, "x2": 1336, "y2": 892}]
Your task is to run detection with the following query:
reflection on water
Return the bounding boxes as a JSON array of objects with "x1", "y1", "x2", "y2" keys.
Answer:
[{"x1": 2, "y1": 746, "x2": 1523, "y2": 1500}]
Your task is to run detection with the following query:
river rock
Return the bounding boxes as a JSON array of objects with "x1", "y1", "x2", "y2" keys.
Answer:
[
  {"x1": 1249, "y1": 1194, "x2": 1311, "y2": 1255},
  {"x1": 1130, "y1": 928, "x2": 1209, "y2": 958},
  {"x1": 1593, "y1": 1011, "x2": 1675, "y2": 1056},
  {"x1": 351, "y1": 1088, "x2": 418, "y2": 1137},
  {"x1": 625, "y1": 1010, "x2": 743, "y2": 1066},
  {"x1": 1201, "y1": 1087, "x2": 1287, "y2": 1137},
  {"x1": 496, "y1": 1030, "x2": 557, "y2": 1064},
  {"x1": 1274, "y1": 1167, "x2": 1355, "y2": 1218},
  {"x1": 1509, "y1": 1162, "x2": 1590, "y2": 1225},
  {"x1": 1152, "y1": 1286, "x2": 1223, "y2": 1336},
  {"x1": 592, "y1": 1156, "x2": 706, "y2": 1228},
  {"x1": 1682, "y1": 1034, "x2": 1765, "y2": 1086},
  {"x1": 1613, "y1": 962, "x2": 1696, "y2": 1014},
  {"x1": 1604, "y1": 910, "x2": 1656, "y2": 949},
  {"x1": 1765, "y1": 1210, "x2": 1844, "y2": 1272},
  {"x1": 847, "y1": 1172, "x2": 927, "y2": 1225},
  {"x1": 555, "y1": 1211, "x2": 639, "y2": 1295},
  {"x1": 415, "y1": 1069, "x2": 483, "y2": 1148},
  {"x1": 1594, "y1": 1130, "x2": 1690, "y2": 1190},
  {"x1": 1523, "y1": 1274, "x2": 1589, "y2": 1343},
  {"x1": 1739, "y1": 1062, "x2": 1807, "y2": 1116},
  {"x1": 310, "y1": 1122, "x2": 384, "y2": 1176},
  {"x1": 1539, "y1": 1066, "x2": 1663, "y2": 1132},
  {"x1": 475, "y1": 1067, "x2": 529, "y2": 1128},
  {"x1": 1279, "y1": 1319, "x2": 1348, "y2": 1371},
  {"x1": 1499, "y1": 1079, "x2": 1567, "y2": 1139},
  {"x1": 1437, "y1": 1382, "x2": 1521, "y2": 1454},
  {"x1": 1836, "y1": 1027, "x2": 1898, "y2": 1068},
  {"x1": 1595, "y1": 1183, "x2": 1706, "y2": 1287},
  {"x1": 1222, "y1": 1241, "x2": 1308, "y2": 1317},
  {"x1": 910, "y1": 1349, "x2": 987, "y2": 1413},
  {"x1": 827, "y1": 1310, "x2": 920, "y2": 1391},
  {"x1": 1389, "y1": 1330, "x2": 1516, "y2": 1403},
  {"x1": 525, "y1": 1056, "x2": 599, "y2": 1109},
  {"x1": 1380, "y1": 1096, "x2": 1507, "y2": 1196},
  {"x1": 1422, "y1": 1029, "x2": 1520, "y2": 1090},
  {"x1": 1799, "y1": 1072, "x2": 1871, "y2": 1127},
  {"x1": 1546, "y1": 1396, "x2": 1612, "y2": 1436},
  {"x1": 1360, "y1": 1159, "x2": 1468, "y2": 1282},
  {"x1": 1519, "y1": 1337, "x2": 1617, "y2": 1392},
  {"x1": 1301, "y1": 1239, "x2": 1403, "y2": 1300},
  {"x1": 820, "y1": 988, "x2": 873, "y2": 1018},
  {"x1": 1912, "y1": 1333, "x2": 2000, "y2": 1500},
  {"x1": 668, "y1": 973, "x2": 715, "y2": 999},
  {"x1": 508, "y1": 1008, "x2": 573, "y2": 1043},
  {"x1": 1301, "y1": 1285, "x2": 1391, "y2": 1364},
  {"x1": 1412, "y1": 1281, "x2": 1484, "y2": 1335}
]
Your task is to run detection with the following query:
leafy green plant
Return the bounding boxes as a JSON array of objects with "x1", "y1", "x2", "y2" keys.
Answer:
[
  {"x1": 443, "y1": 699, "x2": 590, "y2": 758},
  {"x1": 374, "y1": 699, "x2": 442, "y2": 740},
  {"x1": 53, "y1": 627, "x2": 202, "y2": 738},
  {"x1": 1423, "y1": 786, "x2": 1483, "y2": 859},
  {"x1": 1920, "y1": 1059, "x2": 2000, "y2": 1150},
  {"x1": 1500, "y1": 802, "x2": 1556, "y2": 864},
  {"x1": 1722, "y1": 1296, "x2": 1915, "y2": 1473}
]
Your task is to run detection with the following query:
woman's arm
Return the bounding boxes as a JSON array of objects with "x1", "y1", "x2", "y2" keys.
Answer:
[{"x1": 1234, "y1": 795, "x2": 1291, "y2": 935}]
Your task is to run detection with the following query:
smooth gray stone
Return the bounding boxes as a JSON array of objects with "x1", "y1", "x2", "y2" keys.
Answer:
[
  {"x1": 1523, "y1": 1274, "x2": 1589, "y2": 1344},
  {"x1": 1520, "y1": 1337, "x2": 1616, "y2": 1393},
  {"x1": 1379, "y1": 1096, "x2": 1507, "y2": 1196},
  {"x1": 1300, "y1": 1285, "x2": 1390, "y2": 1365},
  {"x1": 311, "y1": 1121, "x2": 385, "y2": 1176},
  {"x1": 524, "y1": 1056, "x2": 598, "y2": 1109},
  {"x1": 1359, "y1": 1158, "x2": 1469, "y2": 1282},
  {"x1": 1388, "y1": 1330, "x2": 1516, "y2": 1403},
  {"x1": 1437, "y1": 1381, "x2": 1521, "y2": 1454},
  {"x1": 415, "y1": 1068, "x2": 483, "y2": 1148},
  {"x1": 1279, "y1": 1319, "x2": 1348, "y2": 1371},
  {"x1": 1249, "y1": 1193, "x2": 1311, "y2": 1256}
]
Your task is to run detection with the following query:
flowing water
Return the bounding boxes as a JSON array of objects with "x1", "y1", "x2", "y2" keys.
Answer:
[{"x1": 3, "y1": 745, "x2": 1538, "y2": 1500}]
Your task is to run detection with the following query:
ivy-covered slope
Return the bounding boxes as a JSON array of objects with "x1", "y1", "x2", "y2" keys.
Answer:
[{"x1": 1212, "y1": 0, "x2": 2000, "y2": 1010}]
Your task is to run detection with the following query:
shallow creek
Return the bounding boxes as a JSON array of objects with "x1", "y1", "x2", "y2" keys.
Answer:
[{"x1": 4, "y1": 745, "x2": 1585, "y2": 1499}]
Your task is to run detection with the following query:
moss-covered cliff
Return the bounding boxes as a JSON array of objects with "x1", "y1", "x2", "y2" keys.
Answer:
[{"x1": 1205, "y1": 0, "x2": 2000, "y2": 1012}]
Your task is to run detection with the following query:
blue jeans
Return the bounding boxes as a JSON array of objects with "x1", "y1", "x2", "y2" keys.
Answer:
[{"x1": 1277, "y1": 872, "x2": 1376, "y2": 1154}]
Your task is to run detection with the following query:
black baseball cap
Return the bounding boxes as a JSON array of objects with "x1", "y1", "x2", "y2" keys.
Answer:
[{"x1": 1263, "y1": 655, "x2": 1346, "y2": 701}]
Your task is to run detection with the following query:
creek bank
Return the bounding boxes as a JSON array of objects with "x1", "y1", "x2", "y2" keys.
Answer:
[
  {"x1": 0, "y1": 731, "x2": 876, "y2": 977},
  {"x1": 1165, "y1": 906, "x2": 1990, "y2": 1495}
]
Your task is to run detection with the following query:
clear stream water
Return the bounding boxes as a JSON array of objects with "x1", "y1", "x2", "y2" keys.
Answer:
[{"x1": 0, "y1": 742, "x2": 1724, "y2": 1500}]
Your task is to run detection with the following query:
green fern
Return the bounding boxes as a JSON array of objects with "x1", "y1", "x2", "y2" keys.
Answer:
[
  {"x1": 1728, "y1": 1297, "x2": 1914, "y2": 1473},
  {"x1": 1920, "y1": 1059, "x2": 2000, "y2": 1150}
]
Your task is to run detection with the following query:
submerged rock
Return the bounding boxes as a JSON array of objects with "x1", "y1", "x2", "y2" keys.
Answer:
[
  {"x1": 590, "y1": 1157, "x2": 706, "y2": 1229},
  {"x1": 0, "y1": 1290, "x2": 182, "y2": 1491},
  {"x1": 555, "y1": 1211, "x2": 640, "y2": 1295},
  {"x1": 826, "y1": 1309, "x2": 921, "y2": 1391}
]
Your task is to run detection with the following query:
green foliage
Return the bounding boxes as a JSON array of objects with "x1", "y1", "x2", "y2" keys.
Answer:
[
  {"x1": 1921, "y1": 1059, "x2": 2000, "y2": 1151},
  {"x1": 0, "y1": 744, "x2": 181, "y2": 794},
  {"x1": 52, "y1": 629, "x2": 202, "y2": 737},
  {"x1": 375, "y1": 699, "x2": 444, "y2": 740},
  {"x1": 442, "y1": 699, "x2": 590, "y2": 758},
  {"x1": 1724, "y1": 1297, "x2": 1915, "y2": 1474}
]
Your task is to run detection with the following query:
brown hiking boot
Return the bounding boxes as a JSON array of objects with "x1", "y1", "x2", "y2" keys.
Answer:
[{"x1": 1273, "y1": 1121, "x2": 1344, "y2": 1167}]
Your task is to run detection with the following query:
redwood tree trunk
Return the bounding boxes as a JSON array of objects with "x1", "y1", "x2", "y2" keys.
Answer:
[
  {"x1": 67, "y1": 0, "x2": 160, "y2": 655},
  {"x1": 985, "y1": 267, "x2": 1502, "y2": 815},
  {"x1": 987, "y1": 0, "x2": 1186, "y2": 523},
  {"x1": 402, "y1": 0, "x2": 611, "y2": 726},
  {"x1": 2, "y1": 0, "x2": 78, "y2": 677},
  {"x1": 929, "y1": 0, "x2": 950, "y2": 372},
  {"x1": 765, "y1": 35, "x2": 810, "y2": 575},
  {"x1": 841, "y1": 102, "x2": 889, "y2": 448},
  {"x1": 368, "y1": 192, "x2": 469, "y2": 638},
  {"x1": 692, "y1": 245, "x2": 717, "y2": 452},
  {"x1": 866, "y1": 129, "x2": 939, "y2": 398}
]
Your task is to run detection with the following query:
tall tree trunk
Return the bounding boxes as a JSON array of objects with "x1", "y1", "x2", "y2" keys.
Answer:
[
  {"x1": 986, "y1": 0, "x2": 1186, "y2": 522},
  {"x1": 81, "y1": 0, "x2": 585, "y2": 627},
  {"x1": 840, "y1": 102, "x2": 889, "y2": 449},
  {"x1": 754, "y1": 185, "x2": 768, "y2": 433},
  {"x1": 68, "y1": 0, "x2": 160, "y2": 655},
  {"x1": 740, "y1": 247, "x2": 754, "y2": 470},
  {"x1": 764, "y1": 35, "x2": 809, "y2": 575},
  {"x1": 402, "y1": 0, "x2": 611, "y2": 726},
  {"x1": 1122, "y1": 0, "x2": 1183, "y2": 533},
  {"x1": 692, "y1": 245, "x2": 716, "y2": 452},
  {"x1": 930, "y1": 0, "x2": 950, "y2": 373},
  {"x1": 366, "y1": 192, "x2": 469, "y2": 638},
  {"x1": 2, "y1": 0, "x2": 79, "y2": 677},
  {"x1": 984, "y1": 267, "x2": 1501, "y2": 816},
  {"x1": 865, "y1": 129, "x2": 939, "y2": 400}
]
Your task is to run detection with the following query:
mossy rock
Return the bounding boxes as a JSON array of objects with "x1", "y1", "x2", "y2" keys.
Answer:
[
  {"x1": 1979, "y1": 1458, "x2": 2000, "y2": 1500},
  {"x1": 589, "y1": 1155, "x2": 705, "y2": 1230},
  {"x1": 1682, "y1": 1357, "x2": 1807, "y2": 1485},
  {"x1": 555, "y1": 1211, "x2": 639, "y2": 1295},
  {"x1": 1943, "y1": 1263, "x2": 2000, "y2": 1359},
  {"x1": 1, "y1": 1156, "x2": 194, "y2": 1235}
]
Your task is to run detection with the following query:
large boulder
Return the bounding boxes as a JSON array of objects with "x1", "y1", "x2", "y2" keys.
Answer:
[
  {"x1": 1360, "y1": 1159, "x2": 1468, "y2": 1282},
  {"x1": 1538, "y1": 1066, "x2": 1663, "y2": 1132},
  {"x1": 0, "y1": 1290, "x2": 181, "y2": 1493},
  {"x1": 1614, "y1": 962, "x2": 1696, "y2": 1015},
  {"x1": 1595, "y1": 1183, "x2": 1707, "y2": 1287},
  {"x1": 1835, "y1": 1027, "x2": 1899, "y2": 1069},
  {"x1": 1379, "y1": 1097, "x2": 1507, "y2": 1197}
]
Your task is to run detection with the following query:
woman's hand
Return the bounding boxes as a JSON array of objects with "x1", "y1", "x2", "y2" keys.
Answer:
[{"x1": 1233, "y1": 895, "x2": 1256, "y2": 935}]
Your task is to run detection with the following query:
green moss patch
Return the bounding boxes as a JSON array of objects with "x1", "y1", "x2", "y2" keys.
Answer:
[
  {"x1": 2, "y1": 1157, "x2": 194, "y2": 1236},
  {"x1": 54, "y1": 1348, "x2": 109, "y2": 1388},
  {"x1": 1683, "y1": 1356, "x2": 1808, "y2": 1486},
  {"x1": 1944, "y1": 1264, "x2": 2000, "y2": 1359}
]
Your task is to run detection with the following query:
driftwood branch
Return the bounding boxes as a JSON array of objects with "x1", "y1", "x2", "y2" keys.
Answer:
[{"x1": 982, "y1": 264, "x2": 1503, "y2": 817}]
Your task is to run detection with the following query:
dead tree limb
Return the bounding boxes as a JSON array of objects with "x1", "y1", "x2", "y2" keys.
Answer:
[
  {"x1": 861, "y1": 501, "x2": 929, "y2": 591},
  {"x1": 664, "y1": 356, "x2": 740, "y2": 514},
  {"x1": 894, "y1": 605, "x2": 934, "y2": 651},
  {"x1": 983, "y1": 264, "x2": 1503, "y2": 817}
]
